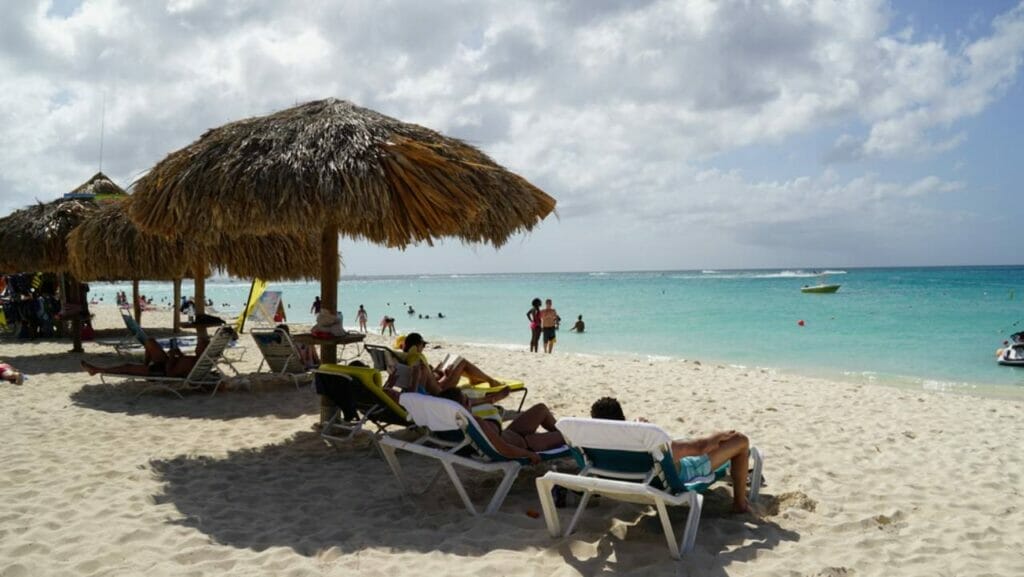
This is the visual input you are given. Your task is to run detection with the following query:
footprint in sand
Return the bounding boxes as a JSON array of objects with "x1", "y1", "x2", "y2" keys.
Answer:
[{"x1": 760, "y1": 491, "x2": 818, "y2": 516}]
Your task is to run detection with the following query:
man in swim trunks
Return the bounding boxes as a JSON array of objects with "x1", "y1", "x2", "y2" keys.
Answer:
[
  {"x1": 540, "y1": 299, "x2": 560, "y2": 353},
  {"x1": 439, "y1": 388, "x2": 563, "y2": 464},
  {"x1": 590, "y1": 397, "x2": 752, "y2": 513}
]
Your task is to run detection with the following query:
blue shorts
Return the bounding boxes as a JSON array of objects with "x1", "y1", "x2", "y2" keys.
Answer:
[{"x1": 678, "y1": 455, "x2": 712, "y2": 483}]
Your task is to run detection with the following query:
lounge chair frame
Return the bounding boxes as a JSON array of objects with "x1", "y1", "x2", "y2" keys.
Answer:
[
  {"x1": 249, "y1": 329, "x2": 309, "y2": 391},
  {"x1": 378, "y1": 393, "x2": 568, "y2": 516},
  {"x1": 98, "y1": 327, "x2": 237, "y2": 399},
  {"x1": 316, "y1": 364, "x2": 413, "y2": 443},
  {"x1": 534, "y1": 418, "x2": 763, "y2": 559}
]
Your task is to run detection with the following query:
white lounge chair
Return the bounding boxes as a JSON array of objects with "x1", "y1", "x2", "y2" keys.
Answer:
[
  {"x1": 535, "y1": 418, "x2": 764, "y2": 559},
  {"x1": 98, "y1": 327, "x2": 238, "y2": 398},
  {"x1": 378, "y1": 393, "x2": 570, "y2": 516},
  {"x1": 250, "y1": 329, "x2": 310, "y2": 390}
]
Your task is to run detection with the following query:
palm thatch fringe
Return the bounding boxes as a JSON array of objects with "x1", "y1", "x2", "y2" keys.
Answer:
[
  {"x1": 0, "y1": 199, "x2": 98, "y2": 273},
  {"x1": 130, "y1": 98, "x2": 555, "y2": 247},
  {"x1": 67, "y1": 198, "x2": 321, "y2": 282}
]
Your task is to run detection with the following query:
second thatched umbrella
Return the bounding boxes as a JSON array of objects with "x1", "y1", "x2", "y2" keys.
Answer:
[
  {"x1": 68, "y1": 198, "x2": 321, "y2": 334},
  {"x1": 129, "y1": 98, "x2": 556, "y2": 363}
]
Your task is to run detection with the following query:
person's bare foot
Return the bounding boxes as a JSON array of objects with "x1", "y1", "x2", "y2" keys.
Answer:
[{"x1": 80, "y1": 361, "x2": 98, "y2": 376}]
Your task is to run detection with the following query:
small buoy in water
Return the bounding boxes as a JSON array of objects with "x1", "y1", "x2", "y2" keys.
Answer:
[{"x1": 798, "y1": 320, "x2": 805, "y2": 327}]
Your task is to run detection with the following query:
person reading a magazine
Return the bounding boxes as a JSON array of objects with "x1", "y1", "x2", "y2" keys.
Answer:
[{"x1": 401, "y1": 332, "x2": 507, "y2": 395}]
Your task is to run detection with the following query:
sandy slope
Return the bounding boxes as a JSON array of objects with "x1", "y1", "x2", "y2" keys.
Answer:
[{"x1": 0, "y1": 305, "x2": 1021, "y2": 577}]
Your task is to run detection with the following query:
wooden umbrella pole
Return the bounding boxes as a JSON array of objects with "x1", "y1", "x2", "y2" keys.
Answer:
[
  {"x1": 194, "y1": 261, "x2": 208, "y2": 340},
  {"x1": 320, "y1": 225, "x2": 339, "y2": 364},
  {"x1": 172, "y1": 278, "x2": 182, "y2": 334},
  {"x1": 132, "y1": 279, "x2": 141, "y2": 323},
  {"x1": 68, "y1": 274, "x2": 83, "y2": 353}
]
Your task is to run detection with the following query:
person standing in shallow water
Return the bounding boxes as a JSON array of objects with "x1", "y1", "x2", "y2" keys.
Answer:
[
  {"x1": 540, "y1": 298, "x2": 560, "y2": 354},
  {"x1": 526, "y1": 298, "x2": 542, "y2": 352},
  {"x1": 310, "y1": 296, "x2": 322, "y2": 315},
  {"x1": 356, "y1": 305, "x2": 368, "y2": 333}
]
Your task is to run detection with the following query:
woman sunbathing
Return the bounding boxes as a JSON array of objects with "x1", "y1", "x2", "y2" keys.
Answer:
[
  {"x1": 81, "y1": 336, "x2": 212, "y2": 378},
  {"x1": 438, "y1": 388, "x2": 564, "y2": 464},
  {"x1": 401, "y1": 332, "x2": 504, "y2": 394},
  {"x1": 590, "y1": 397, "x2": 753, "y2": 513},
  {"x1": 1, "y1": 362, "x2": 24, "y2": 385}
]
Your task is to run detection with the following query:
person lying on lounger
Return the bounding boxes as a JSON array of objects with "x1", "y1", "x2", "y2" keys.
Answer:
[
  {"x1": 439, "y1": 388, "x2": 564, "y2": 464},
  {"x1": 80, "y1": 331, "x2": 229, "y2": 378},
  {"x1": 590, "y1": 396, "x2": 753, "y2": 513},
  {"x1": 401, "y1": 332, "x2": 506, "y2": 394}
]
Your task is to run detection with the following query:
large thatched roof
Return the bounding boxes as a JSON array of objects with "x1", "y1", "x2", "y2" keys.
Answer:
[
  {"x1": 69, "y1": 171, "x2": 128, "y2": 198},
  {"x1": 129, "y1": 98, "x2": 555, "y2": 247},
  {"x1": 0, "y1": 199, "x2": 98, "y2": 273},
  {"x1": 68, "y1": 198, "x2": 321, "y2": 282}
]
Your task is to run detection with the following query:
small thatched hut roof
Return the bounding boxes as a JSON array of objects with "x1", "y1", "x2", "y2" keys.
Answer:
[
  {"x1": 0, "y1": 199, "x2": 98, "y2": 273},
  {"x1": 68, "y1": 172, "x2": 128, "y2": 198},
  {"x1": 68, "y1": 198, "x2": 320, "y2": 282},
  {"x1": 129, "y1": 98, "x2": 556, "y2": 247}
]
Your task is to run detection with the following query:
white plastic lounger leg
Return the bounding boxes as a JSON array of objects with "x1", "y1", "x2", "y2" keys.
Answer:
[
  {"x1": 680, "y1": 492, "x2": 704, "y2": 555},
  {"x1": 749, "y1": 446, "x2": 764, "y2": 502},
  {"x1": 441, "y1": 461, "x2": 478, "y2": 516},
  {"x1": 378, "y1": 441, "x2": 410, "y2": 493},
  {"x1": 565, "y1": 490, "x2": 593, "y2": 536},
  {"x1": 654, "y1": 498, "x2": 682, "y2": 559},
  {"x1": 484, "y1": 464, "x2": 520, "y2": 515},
  {"x1": 535, "y1": 477, "x2": 562, "y2": 537}
]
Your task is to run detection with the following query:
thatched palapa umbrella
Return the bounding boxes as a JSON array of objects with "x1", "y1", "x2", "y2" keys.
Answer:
[
  {"x1": 67, "y1": 171, "x2": 126, "y2": 199},
  {"x1": 0, "y1": 198, "x2": 105, "y2": 351},
  {"x1": 130, "y1": 98, "x2": 556, "y2": 364},
  {"x1": 68, "y1": 198, "x2": 321, "y2": 334}
]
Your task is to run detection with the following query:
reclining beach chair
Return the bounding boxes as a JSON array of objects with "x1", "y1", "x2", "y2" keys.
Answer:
[
  {"x1": 98, "y1": 326, "x2": 237, "y2": 399},
  {"x1": 535, "y1": 418, "x2": 764, "y2": 559},
  {"x1": 251, "y1": 329, "x2": 310, "y2": 390},
  {"x1": 97, "y1": 310, "x2": 197, "y2": 355},
  {"x1": 364, "y1": 344, "x2": 529, "y2": 411},
  {"x1": 316, "y1": 363, "x2": 413, "y2": 443},
  {"x1": 378, "y1": 392, "x2": 570, "y2": 516}
]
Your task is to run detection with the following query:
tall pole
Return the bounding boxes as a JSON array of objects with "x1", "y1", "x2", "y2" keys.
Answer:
[
  {"x1": 193, "y1": 261, "x2": 208, "y2": 340},
  {"x1": 68, "y1": 274, "x2": 83, "y2": 353},
  {"x1": 320, "y1": 225, "x2": 339, "y2": 364},
  {"x1": 132, "y1": 279, "x2": 141, "y2": 323},
  {"x1": 172, "y1": 278, "x2": 181, "y2": 334}
]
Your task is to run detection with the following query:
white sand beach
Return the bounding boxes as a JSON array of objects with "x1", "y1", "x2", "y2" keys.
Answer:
[{"x1": 1, "y1": 305, "x2": 1022, "y2": 577}]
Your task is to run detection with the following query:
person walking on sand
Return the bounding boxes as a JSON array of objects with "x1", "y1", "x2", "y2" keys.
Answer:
[
  {"x1": 540, "y1": 298, "x2": 560, "y2": 354},
  {"x1": 356, "y1": 305, "x2": 368, "y2": 333},
  {"x1": 310, "y1": 296, "x2": 322, "y2": 315},
  {"x1": 526, "y1": 297, "x2": 542, "y2": 353}
]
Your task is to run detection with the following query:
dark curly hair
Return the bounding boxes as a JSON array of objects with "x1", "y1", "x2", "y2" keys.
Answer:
[{"x1": 590, "y1": 397, "x2": 625, "y2": 421}]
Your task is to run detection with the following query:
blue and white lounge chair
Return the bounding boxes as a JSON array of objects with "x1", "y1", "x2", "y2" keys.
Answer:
[
  {"x1": 535, "y1": 418, "x2": 764, "y2": 559},
  {"x1": 100, "y1": 310, "x2": 197, "y2": 355},
  {"x1": 251, "y1": 329, "x2": 309, "y2": 390},
  {"x1": 378, "y1": 393, "x2": 570, "y2": 516}
]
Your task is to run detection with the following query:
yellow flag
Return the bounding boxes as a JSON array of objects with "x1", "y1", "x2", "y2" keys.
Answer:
[{"x1": 235, "y1": 278, "x2": 269, "y2": 333}]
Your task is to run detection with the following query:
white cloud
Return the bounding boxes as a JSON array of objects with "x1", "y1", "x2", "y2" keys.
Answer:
[{"x1": 0, "y1": 0, "x2": 1021, "y2": 268}]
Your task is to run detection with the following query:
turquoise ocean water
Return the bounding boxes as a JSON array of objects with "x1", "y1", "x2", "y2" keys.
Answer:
[{"x1": 90, "y1": 266, "x2": 1024, "y2": 396}]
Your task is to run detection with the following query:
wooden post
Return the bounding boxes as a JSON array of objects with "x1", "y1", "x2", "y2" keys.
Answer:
[
  {"x1": 68, "y1": 274, "x2": 83, "y2": 353},
  {"x1": 320, "y1": 225, "x2": 339, "y2": 364},
  {"x1": 193, "y1": 261, "x2": 208, "y2": 340},
  {"x1": 319, "y1": 225, "x2": 340, "y2": 425},
  {"x1": 172, "y1": 278, "x2": 182, "y2": 334},
  {"x1": 132, "y1": 279, "x2": 141, "y2": 324}
]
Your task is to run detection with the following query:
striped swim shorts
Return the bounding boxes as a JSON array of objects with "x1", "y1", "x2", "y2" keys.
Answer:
[{"x1": 678, "y1": 454, "x2": 712, "y2": 483}]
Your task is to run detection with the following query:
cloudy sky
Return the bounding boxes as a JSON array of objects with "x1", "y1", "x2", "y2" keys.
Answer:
[{"x1": 1, "y1": 0, "x2": 1022, "y2": 275}]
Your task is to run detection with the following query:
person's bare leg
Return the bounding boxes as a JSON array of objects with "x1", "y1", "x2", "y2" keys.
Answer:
[
  {"x1": 507, "y1": 403, "x2": 558, "y2": 435},
  {"x1": 452, "y1": 359, "x2": 503, "y2": 387},
  {"x1": 706, "y1": 433, "x2": 751, "y2": 513},
  {"x1": 142, "y1": 338, "x2": 169, "y2": 365},
  {"x1": 80, "y1": 360, "x2": 151, "y2": 377}
]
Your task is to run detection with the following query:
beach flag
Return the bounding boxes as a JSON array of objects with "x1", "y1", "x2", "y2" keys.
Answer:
[
  {"x1": 31, "y1": 273, "x2": 42, "y2": 291},
  {"x1": 236, "y1": 278, "x2": 269, "y2": 333}
]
